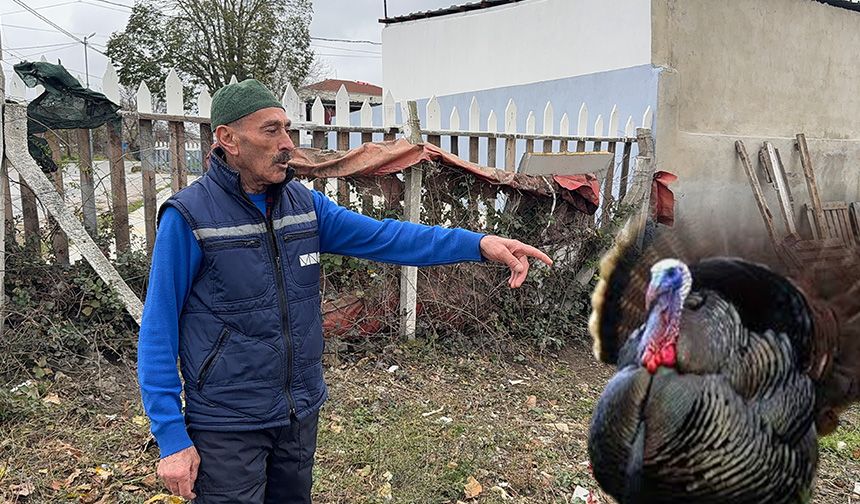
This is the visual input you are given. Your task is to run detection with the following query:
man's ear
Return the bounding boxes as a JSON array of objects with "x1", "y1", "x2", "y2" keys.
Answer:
[{"x1": 214, "y1": 125, "x2": 240, "y2": 156}]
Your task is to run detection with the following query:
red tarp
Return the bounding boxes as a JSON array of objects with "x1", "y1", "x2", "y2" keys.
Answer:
[
  {"x1": 651, "y1": 170, "x2": 677, "y2": 226},
  {"x1": 289, "y1": 138, "x2": 601, "y2": 214}
]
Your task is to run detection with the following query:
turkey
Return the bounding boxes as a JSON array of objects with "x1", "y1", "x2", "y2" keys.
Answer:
[{"x1": 586, "y1": 219, "x2": 860, "y2": 504}]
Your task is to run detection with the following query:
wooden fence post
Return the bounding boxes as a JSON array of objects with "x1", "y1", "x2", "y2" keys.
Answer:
[
  {"x1": 5, "y1": 103, "x2": 143, "y2": 324},
  {"x1": 108, "y1": 119, "x2": 131, "y2": 253},
  {"x1": 20, "y1": 174, "x2": 40, "y2": 254},
  {"x1": 76, "y1": 128, "x2": 97, "y2": 238},
  {"x1": 400, "y1": 101, "x2": 424, "y2": 340},
  {"x1": 46, "y1": 132, "x2": 69, "y2": 265}
]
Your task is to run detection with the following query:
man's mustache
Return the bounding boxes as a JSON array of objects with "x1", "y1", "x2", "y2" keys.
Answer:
[{"x1": 273, "y1": 151, "x2": 292, "y2": 164}]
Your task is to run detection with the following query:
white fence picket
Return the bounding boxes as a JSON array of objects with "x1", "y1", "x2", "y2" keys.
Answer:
[
  {"x1": 335, "y1": 84, "x2": 350, "y2": 126},
  {"x1": 469, "y1": 96, "x2": 480, "y2": 132},
  {"x1": 643, "y1": 106, "x2": 653, "y2": 129},
  {"x1": 383, "y1": 91, "x2": 396, "y2": 128},
  {"x1": 504, "y1": 99, "x2": 516, "y2": 134},
  {"x1": 543, "y1": 102, "x2": 554, "y2": 135},
  {"x1": 449, "y1": 106, "x2": 461, "y2": 131},
  {"x1": 198, "y1": 88, "x2": 211, "y2": 118},
  {"x1": 165, "y1": 69, "x2": 183, "y2": 116},
  {"x1": 560, "y1": 113, "x2": 570, "y2": 136},
  {"x1": 426, "y1": 95, "x2": 442, "y2": 130},
  {"x1": 136, "y1": 81, "x2": 153, "y2": 114},
  {"x1": 360, "y1": 99, "x2": 372, "y2": 127},
  {"x1": 577, "y1": 102, "x2": 589, "y2": 136},
  {"x1": 608, "y1": 105, "x2": 619, "y2": 136},
  {"x1": 311, "y1": 97, "x2": 324, "y2": 125},
  {"x1": 102, "y1": 61, "x2": 120, "y2": 105}
]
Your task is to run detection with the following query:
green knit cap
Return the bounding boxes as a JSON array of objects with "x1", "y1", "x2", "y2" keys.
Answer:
[{"x1": 210, "y1": 78, "x2": 283, "y2": 128}]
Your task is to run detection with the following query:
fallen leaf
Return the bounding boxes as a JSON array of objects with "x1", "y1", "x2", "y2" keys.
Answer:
[
  {"x1": 377, "y1": 482, "x2": 393, "y2": 501},
  {"x1": 421, "y1": 406, "x2": 445, "y2": 417},
  {"x1": 121, "y1": 484, "x2": 141, "y2": 491},
  {"x1": 144, "y1": 493, "x2": 185, "y2": 504},
  {"x1": 491, "y1": 485, "x2": 511, "y2": 500},
  {"x1": 357, "y1": 465, "x2": 372, "y2": 478},
  {"x1": 447, "y1": 461, "x2": 459, "y2": 469},
  {"x1": 10, "y1": 482, "x2": 34, "y2": 496},
  {"x1": 94, "y1": 465, "x2": 113, "y2": 480},
  {"x1": 141, "y1": 474, "x2": 158, "y2": 488},
  {"x1": 382, "y1": 471, "x2": 393, "y2": 482},
  {"x1": 132, "y1": 415, "x2": 149, "y2": 427},
  {"x1": 573, "y1": 485, "x2": 591, "y2": 501},
  {"x1": 50, "y1": 479, "x2": 65, "y2": 490},
  {"x1": 464, "y1": 476, "x2": 483, "y2": 499},
  {"x1": 854, "y1": 482, "x2": 860, "y2": 495},
  {"x1": 329, "y1": 423, "x2": 343, "y2": 434},
  {"x1": 386, "y1": 365, "x2": 399, "y2": 373},
  {"x1": 508, "y1": 379, "x2": 525, "y2": 385},
  {"x1": 0, "y1": 465, "x2": 5, "y2": 480},
  {"x1": 525, "y1": 395, "x2": 537, "y2": 409},
  {"x1": 837, "y1": 441, "x2": 847, "y2": 451},
  {"x1": 554, "y1": 423, "x2": 570, "y2": 433},
  {"x1": 42, "y1": 393, "x2": 61, "y2": 405},
  {"x1": 438, "y1": 416, "x2": 453, "y2": 424}
]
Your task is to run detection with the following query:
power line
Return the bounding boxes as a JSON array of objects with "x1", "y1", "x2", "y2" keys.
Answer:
[
  {"x1": 1, "y1": 22, "x2": 88, "y2": 35},
  {"x1": 86, "y1": 0, "x2": 133, "y2": 8},
  {"x1": 3, "y1": 0, "x2": 82, "y2": 16},
  {"x1": 310, "y1": 43, "x2": 381, "y2": 55},
  {"x1": 9, "y1": 0, "x2": 109, "y2": 57},
  {"x1": 79, "y1": 0, "x2": 132, "y2": 13},
  {"x1": 4, "y1": 41, "x2": 80, "y2": 51},
  {"x1": 315, "y1": 52, "x2": 381, "y2": 59},
  {"x1": 310, "y1": 36, "x2": 381, "y2": 46}
]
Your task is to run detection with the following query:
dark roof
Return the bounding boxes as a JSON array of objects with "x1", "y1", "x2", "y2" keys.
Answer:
[
  {"x1": 301, "y1": 79, "x2": 382, "y2": 96},
  {"x1": 379, "y1": 0, "x2": 526, "y2": 25},
  {"x1": 816, "y1": 0, "x2": 860, "y2": 11}
]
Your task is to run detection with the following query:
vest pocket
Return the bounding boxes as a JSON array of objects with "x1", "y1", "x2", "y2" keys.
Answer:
[
  {"x1": 283, "y1": 230, "x2": 321, "y2": 288},
  {"x1": 203, "y1": 237, "x2": 273, "y2": 307},
  {"x1": 196, "y1": 327, "x2": 282, "y2": 418}
]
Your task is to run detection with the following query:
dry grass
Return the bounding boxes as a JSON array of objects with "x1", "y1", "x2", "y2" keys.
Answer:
[{"x1": 1, "y1": 343, "x2": 859, "y2": 503}]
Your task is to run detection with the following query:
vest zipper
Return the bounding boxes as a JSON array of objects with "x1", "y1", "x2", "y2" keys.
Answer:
[{"x1": 267, "y1": 217, "x2": 297, "y2": 417}]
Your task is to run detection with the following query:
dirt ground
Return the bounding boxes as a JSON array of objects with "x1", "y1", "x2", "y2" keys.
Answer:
[{"x1": 1, "y1": 342, "x2": 859, "y2": 503}]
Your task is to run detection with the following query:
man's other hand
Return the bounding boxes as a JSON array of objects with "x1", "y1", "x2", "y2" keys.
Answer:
[
  {"x1": 479, "y1": 235, "x2": 553, "y2": 288},
  {"x1": 158, "y1": 445, "x2": 200, "y2": 500}
]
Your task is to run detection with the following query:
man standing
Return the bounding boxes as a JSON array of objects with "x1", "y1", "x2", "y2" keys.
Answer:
[{"x1": 138, "y1": 79, "x2": 552, "y2": 503}]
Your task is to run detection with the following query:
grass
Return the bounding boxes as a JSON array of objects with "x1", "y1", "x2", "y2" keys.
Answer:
[
  {"x1": 1, "y1": 343, "x2": 859, "y2": 503},
  {"x1": 127, "y1": 183, "x2": 172, "y2": 214}
]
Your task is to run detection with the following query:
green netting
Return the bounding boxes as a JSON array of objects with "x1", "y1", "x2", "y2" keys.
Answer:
[{"x1": 14, "y1": 61, "x2": 121, "y2": 173}]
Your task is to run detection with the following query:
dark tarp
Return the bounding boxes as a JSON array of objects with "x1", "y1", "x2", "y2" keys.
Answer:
[{"x1": 13, "y1": 61, "x2": 121, "y2": 173}]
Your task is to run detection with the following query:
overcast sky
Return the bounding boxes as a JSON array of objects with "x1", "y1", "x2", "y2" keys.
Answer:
[{"x1": 0, "y1": 0, "x2": 457, "y2": 96}]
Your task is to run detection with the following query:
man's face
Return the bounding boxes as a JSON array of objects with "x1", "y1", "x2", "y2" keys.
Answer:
[{"x1": 226, "y1": 107, "x2": 296, "y2": 190}]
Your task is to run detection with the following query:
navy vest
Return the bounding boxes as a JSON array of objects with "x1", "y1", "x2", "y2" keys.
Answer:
[{"x1": 158, "y1": 150, "x2": 325, "y2": 431}]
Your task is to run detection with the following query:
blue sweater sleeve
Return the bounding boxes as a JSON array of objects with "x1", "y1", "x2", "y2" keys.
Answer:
[
  {"x1": 313, "y1": 190, "x2": 485, "y2": 264},
  {"x1": 137, "y1": 206, "x2": 202, "y2": 458}
]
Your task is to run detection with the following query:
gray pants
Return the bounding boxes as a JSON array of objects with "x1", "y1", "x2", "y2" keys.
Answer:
[{"x1": 189, "y1": 410, "x2": 319, "y2": 504}]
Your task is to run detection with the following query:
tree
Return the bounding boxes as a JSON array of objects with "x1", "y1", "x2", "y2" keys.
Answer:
[{"x1": 107, "y1": 0, "x2": 315, "y2": 112}]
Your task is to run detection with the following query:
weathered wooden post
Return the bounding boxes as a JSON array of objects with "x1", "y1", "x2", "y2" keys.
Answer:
[
  {"x1": 468, "y1": 97, "x2": 480, "y2": 164},
  {"x1": 503, "y1": 99, "x2": 516, "y2": 172},
  {"x1": 136, "y1": 81, "x2": 158, "y2": 255},
  {"x1": 166, "y1": 69, "x2": 187, "y2": 192},
  {"x1": 400, "y1": 101, "x2": 423, "y2": 340},
  {"x1": 103, "y1": 62, "x2": 130, "y2": 254},
  {"x1": 198, "y1": 88, "x2": 212, "y2": 171},
  {"x1": 77, "y1": 128, "x2": 97, "y2": 238},
  {"x1": 46, "y1": 132, "x2": 69, "y2": 265}
]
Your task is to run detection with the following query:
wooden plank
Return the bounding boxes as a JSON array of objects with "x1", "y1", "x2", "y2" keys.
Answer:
[
  {"x1": 504, "y1": 138, "x2": 516, "y2": 172},
  {"x1": 108, "y1": 119, "x2": 131, "y2": 254},
  {"x1": 169, "y1": 121, "x2": 187, "y2": 192},
  {"x1": 450, "y1": 135, "x2": 459, "y2": 157},
  {"x1": 469, "y1": 137, "x2": 479, "y2": 164},
  {"x1": 46, "y1": 132, "x2": 69, "y2": 265},
  {"x1": 599, "y1": 141, "x2": 618, "y2": 226},
  {"x1": 138, "y1": 119, "x2": 158, "y2": 255},
  {"x1": 77, "y1": 128, "x2": 97, "y2": 238},
  {"x1": 487, "y1": 138, "x2": 498, "y2": 168},
  {"x1": 804, "y1": 204, "x2": 820, "y2": 240},
  {"x1": 757, "y1": 146, "x2": 774, "y2": 184},
  {"x1": 796, "y1": 133, "x2": 827, "y2": 238},
  {"x1": 20, "y1": 175, "x2": 40, "y2": 254},
  {"x1": 361, "y1": 132, "x2": 372, "y2": 145},
  {"x1": 763, "y1": 141, "x2": 796, "y2": 236},
  {"x1": 400, "y1": 101, "x2": 424, "y2": 341},
  {"x1": 312, "y1": 131, "x2": 327, "y2": 192},
  {"x1": 5, "y1": 103, "x2": 143, "y2": 324},
  {"x1": 618, "y1": 140, "x2": 633, "y2": 201},
  {"x1": 736, "y1": 140, "x2": 781, "y2": 254},
  {"x1": 200, "y1": 123, "x2": 213, "y2": 172},
  {"x1": 3, "y1": 159, "x2": 13, "y2": 242},
  {"x1": 383, "y1": 131, "x2": 396, "y2": 142},
  {"x1": 850, "y1": 202, "x2": 860, "y2": 241},
  {"x1": 525, "y1": 139, "x2": 534, "y2": 154},
  {"x1": 336, "y1": 131, "x2": 350, "y2": 207},
  {"x1": 428, "y1": 134, "x2": 441, "y2": 147}
]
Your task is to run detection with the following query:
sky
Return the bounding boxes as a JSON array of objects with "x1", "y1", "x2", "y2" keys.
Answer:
[{"x1": 0, "y1": 0, "x2": 458, "y2": 96}]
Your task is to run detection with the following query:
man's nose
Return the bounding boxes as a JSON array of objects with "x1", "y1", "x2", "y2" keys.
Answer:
[{"x1": 280, "y1": 129, "x2": 296, "y2": 151}]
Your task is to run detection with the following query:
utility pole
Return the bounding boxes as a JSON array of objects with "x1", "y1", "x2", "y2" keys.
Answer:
[
  {"x1": 383, "y1": 0, "x2": 388, "y2": 18},
  {"x1": 83, "y1": 32, "x2": 95, "y2": 87}
]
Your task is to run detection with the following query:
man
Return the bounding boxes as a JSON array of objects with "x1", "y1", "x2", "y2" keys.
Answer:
[{"x1": 138, "y1": 79, "x2": 552, "y2": 503}]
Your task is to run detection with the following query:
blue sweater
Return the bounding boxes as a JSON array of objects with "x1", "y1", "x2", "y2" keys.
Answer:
[{"x1": 139, "y1": 190, "x2": 485, "y2": 458}]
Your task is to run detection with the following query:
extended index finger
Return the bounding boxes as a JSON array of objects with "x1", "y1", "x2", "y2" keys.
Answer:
[{"x1": 516, "y1": 243, "x2": 553, "y2": 266}]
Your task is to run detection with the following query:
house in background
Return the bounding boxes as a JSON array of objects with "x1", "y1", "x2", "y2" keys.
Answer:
[
  {"x1": 301, "y1": 79, "x2": 382, "y2": 124},
  {"x1": 379, "y1": 0, "x2": 860, "y2": 257}
]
